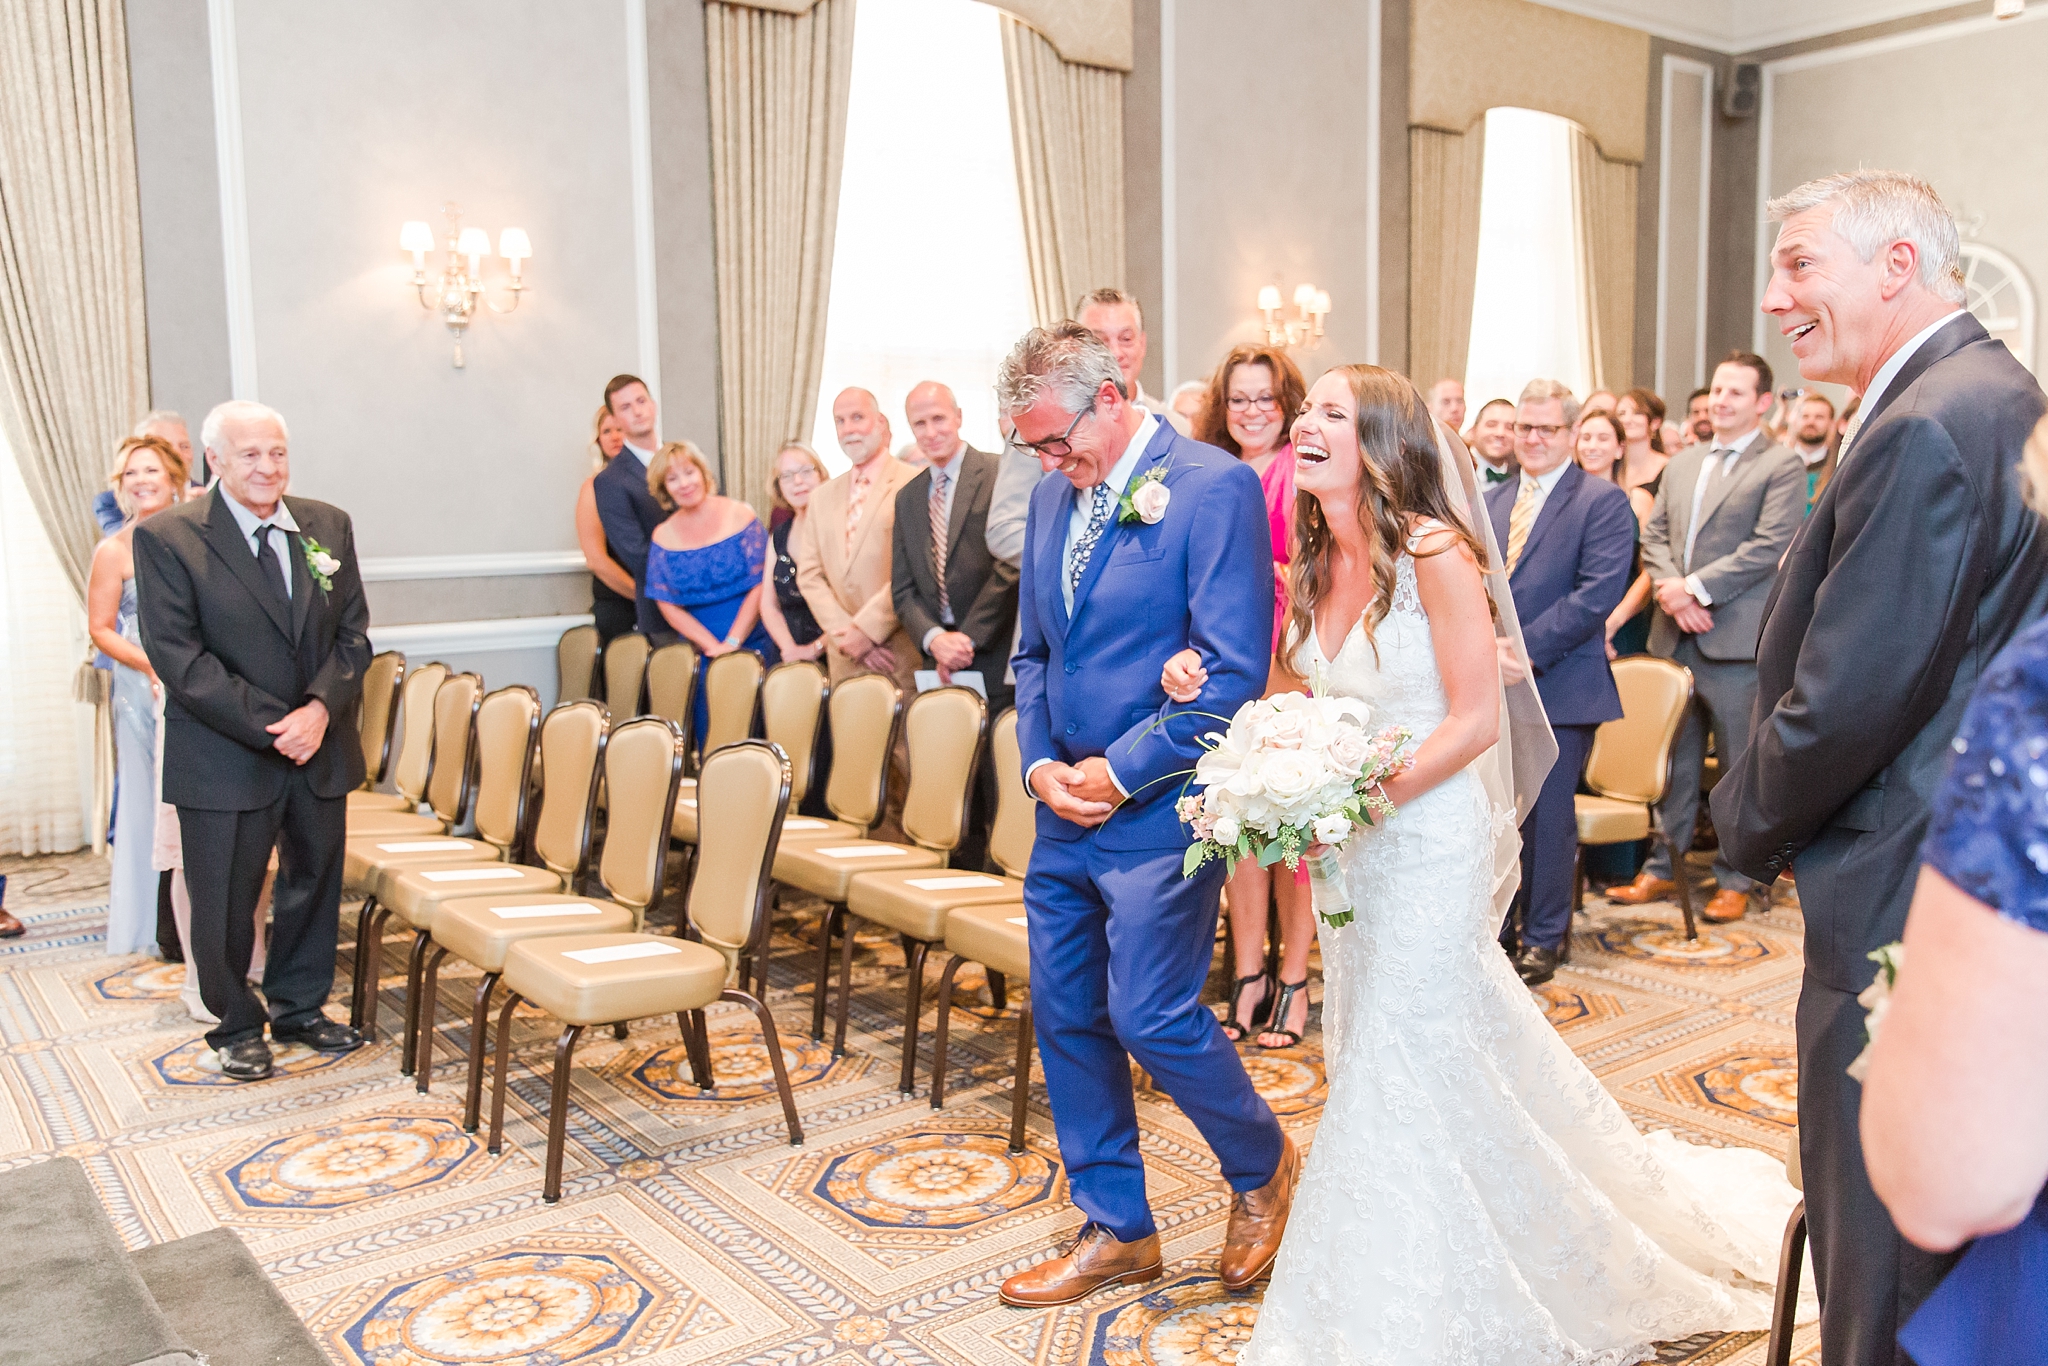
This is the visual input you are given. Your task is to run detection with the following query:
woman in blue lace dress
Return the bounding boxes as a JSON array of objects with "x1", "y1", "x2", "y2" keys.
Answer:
[
  {"x1": 642, "y1": 440, "x2": 776, "y2": 742},
  {"x1": 1862, "y1": 414, "x2": 2048, "y2": 1366}
]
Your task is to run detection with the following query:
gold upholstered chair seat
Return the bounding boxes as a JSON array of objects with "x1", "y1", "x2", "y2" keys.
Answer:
[
  {"x1": 430, "y1": 895, "x2": 639, "y2": 974},
  {"x1": 1572, "y1": 655, "x2": 1699, "y2": 940},
  {"x1": 344, "y1": 835, "x2": 501, "y2": 896},
  {"x1": 348, "y1": 790, "x2": 411, "y2": 812},
  {"x1": 1574, "y1": 796, "x2": 1650, "y2": 846},
  {"x1": 502, "y1": 934, "x2": 730, "y2": 1027},
  {"x1": 846, "y1": 870, "x2": 1024, "y2": 942},
  {"x1": 346, "y1": 808, "x2": 447, "y2": 837},
  {"x1": 928, "y1": 901, "x2": 1034, "y2": 1154},
  {"x1": 380, "y1": 863, "x2": 567, "y2": 931},
  {"x1": 671, "y1": 791, "x2": 840, "y2": 843},
  {"x1": 774, "y1": 840, "x2": 944, "y2": 903}
]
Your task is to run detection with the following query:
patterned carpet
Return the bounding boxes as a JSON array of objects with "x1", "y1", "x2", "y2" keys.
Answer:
[{"x1": 0, "y1": 848, "x2": 1819, "y2": 1365}]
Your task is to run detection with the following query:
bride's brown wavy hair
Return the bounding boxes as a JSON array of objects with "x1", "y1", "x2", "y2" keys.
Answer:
[{"x1": 1283, "y1": 364, "x2": 1491, "y2": 665}]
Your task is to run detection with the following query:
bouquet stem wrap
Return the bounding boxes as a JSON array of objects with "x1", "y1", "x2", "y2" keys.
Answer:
[{"x1": 1307, "y1": 849, "x2": 1352, "y2": 929}]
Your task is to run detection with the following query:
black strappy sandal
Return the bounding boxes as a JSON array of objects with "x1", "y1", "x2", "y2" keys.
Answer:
[
  {"x1": 1258, "y1": 978, "x2": 1310, "y2": 1050},
  {"x1": 1220, "y1": 971, "x2": 1273, "y2": 1043}
]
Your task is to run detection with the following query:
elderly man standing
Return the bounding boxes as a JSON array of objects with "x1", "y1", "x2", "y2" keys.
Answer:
[
  {"x1": 1714, "y1": 170, "x2": 2048, "y2": 1366},
  {"x1": 796, "y1": 387, "x2": 920, "y2": 692},
  {"x1": 134, "y1": 401, "x2": 371, "y2": 1079},
  {"x1": 1075, "y1": 288, "x2": 1190, "y2": 435}
]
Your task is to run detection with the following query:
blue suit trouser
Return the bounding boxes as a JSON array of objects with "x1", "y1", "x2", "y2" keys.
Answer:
[
  {"x1": 1515, "y1": 722, "x2": 1597, "y2": 953},
  {"x1": 1025, "y1": 832, "x2": 1286, "y2": 1242}
]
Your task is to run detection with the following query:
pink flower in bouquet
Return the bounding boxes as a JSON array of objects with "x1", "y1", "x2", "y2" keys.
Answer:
[{"x1": 1324, "y1": 725, "x2": 1373, "y2": 779}]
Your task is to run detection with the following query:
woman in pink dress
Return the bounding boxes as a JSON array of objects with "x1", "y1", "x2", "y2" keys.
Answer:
[{"x1": 1194, "y1": 344, "x2": 1314, "y2": 1049}]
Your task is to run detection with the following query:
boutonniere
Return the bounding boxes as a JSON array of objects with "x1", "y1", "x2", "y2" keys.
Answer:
[
  {"x1": 1118, "y1": 461, "x2": 1173, "y2": 525},
  {"x1": 301, "y1": 536, "x2": 340, "y2": 593}
]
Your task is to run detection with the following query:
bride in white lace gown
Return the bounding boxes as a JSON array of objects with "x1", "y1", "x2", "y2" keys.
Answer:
[{"x1": 1189, "y1": 367, "x2": 1803, "y2": 1365}]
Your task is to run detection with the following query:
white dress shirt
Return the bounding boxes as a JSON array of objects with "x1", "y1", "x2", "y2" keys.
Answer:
[
  {"x1": 221, "y1": 487, "x2": 300, "y2": 599},
  {"x1": 622, "y1": 440, "x2": 655, "y2": 468},
  {"x1": 1681, "y1": 426, "x2": 1761, "y2": 605},
  {"x1": 920, "y1": 444, "x2": 968, "y2": 650},
  {"x1": 1515, "y1": 458, "x2": 1571, "y2": 517},
  {"x1": 1841, "y1": 309, "x2": 1967, "y2": 466}
]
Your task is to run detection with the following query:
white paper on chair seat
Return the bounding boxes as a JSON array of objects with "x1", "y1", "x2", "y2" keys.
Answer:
[
  {"x1": 376, "y1": 840, "x2": 474, "y2": 852},
  {"x1": 490, "y1": 903, "x2": 603, "y2": 920},
  {"x1": 419, "y1": 868, "x2": 526, "y2": 883},
  {"x1": 817, "y1": 845, "x2": 905, "y2": 858},
  {"x1": 784, "y1": 819, "x2": 829, "y2": 830},
  {"x1": 563, "y1": 940, "x2": 682, "y2": 964},
  {"x1": 1006, "y1": 916, "x2": 1027, "y2": 926},
  {"x1": 905, "y1": 875, "x2": 1006, "y2": 890},
  {"x1": 679, "y1": 798, "x2": 696, "y2": 807}
]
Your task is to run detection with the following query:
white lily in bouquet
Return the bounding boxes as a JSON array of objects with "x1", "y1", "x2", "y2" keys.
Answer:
[{"x1": 1175, "y1": 688, "x2": 1413, "y2": 928}]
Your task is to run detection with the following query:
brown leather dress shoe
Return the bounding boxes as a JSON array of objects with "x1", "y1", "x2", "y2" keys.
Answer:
[
  {"x1": 0, "y1": 910, "x2": 22, "y2": 939},
  {"x1": 1604, "y1": 871, "x2": 1677, "y2": 905},
  {"x1": 1700, "y1": 888, "x2": 1751, "y2": 923},
  {"x1": 1220, "y1": 1133, "x2": 1300, "y2": 1290},
  {"x1": 999, "y1": 1223, "x2": 1162, "y2": 1307}
]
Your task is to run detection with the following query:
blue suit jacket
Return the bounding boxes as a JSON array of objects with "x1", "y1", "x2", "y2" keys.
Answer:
[
  {"x1": 1484, "y1": 462, "x2": 1635, "y2": 727},
  {"x1": 591, "y1": 451, "x2": 670, "y2": 635},
  {"x1": 1013, "y1": 422, "x2": 1273, "y2": 851}
]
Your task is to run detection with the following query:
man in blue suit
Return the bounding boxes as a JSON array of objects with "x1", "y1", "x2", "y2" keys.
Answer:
[
  {"x1": 1485, "y1": 379, "x2": 1636, "y2": 986},
  {"x1": 591, "y1": 374, "x2": 670, "y2": 637},
  {"x1": 997, "y1": 323, "x2": 1294, "y2": 1307}
]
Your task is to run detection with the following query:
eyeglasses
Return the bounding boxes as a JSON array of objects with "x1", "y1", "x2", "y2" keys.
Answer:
[
  {"x1": 1009, "y1": 403, "x2": 1096, "y2": 460},
  {"x1": 1514, "y1": 422, "x2": 1569, "y2": 440},
  {"x1": 776, "y1": 467, "x2": 819, "y2": 486},
  {"x1": 1225, "y1": 394, "x2": 1280, "y2": 413}
]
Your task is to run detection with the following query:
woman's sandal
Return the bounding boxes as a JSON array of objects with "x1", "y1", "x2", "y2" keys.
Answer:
[
  {"x1": 1258, "y1": 977, "x2": 1310, "y2": 1049},
  {"x1": 1220, "y1": 971, "x2": 1274, "y2": 1043}
]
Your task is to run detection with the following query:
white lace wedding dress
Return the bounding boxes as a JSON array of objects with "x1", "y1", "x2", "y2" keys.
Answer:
[{"x1": 1240, "y1": 549, "x2": 1802, "y2": 1366}]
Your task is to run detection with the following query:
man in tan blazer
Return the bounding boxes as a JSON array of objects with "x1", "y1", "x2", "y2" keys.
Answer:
[{"x1": 794, "y1": 387, "x2": 920, "y2": 692}]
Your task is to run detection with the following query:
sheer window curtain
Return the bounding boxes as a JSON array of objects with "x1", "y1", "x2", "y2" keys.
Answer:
[{"x1": 0, "y1": 424, "x2": 89, "y2": 855}]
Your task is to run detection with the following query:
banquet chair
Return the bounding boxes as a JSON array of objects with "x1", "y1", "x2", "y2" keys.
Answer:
[
  {"x1": 672, "y1": 659, "x2": 828, "y2": 856},
  {"x1": 1766, "y1": 1139, "x2": 1806, "y2": 1366},
  {"x1": 846, "y1": 707, "x2": 1032, "y2": 1092},
  {"x1": 345, "y1": 686, "x2": 540, "y2": 1047},
  {"x1": 347, "y1": 660, "x2": 445, "y2": 813},
  {"x1": 352, "y1": 650, "x2": 405, "y2": 801},
  {"x1": 370, "y1": 701, "x2": 611, "y2": 1068},
  {"x1": 777, "y1": 686, "x2": 986, "y2": 1057},
  {"x1": 758, "y1": 671, "x2": 899, "y2": 851},
  {"x1": 1574, "y1": 655, "x2": 1698, "y2": 941},
  {"x1": 927, "y1": 901, "x2": 1033, "y2": 1155},
  {"x1": 602, "y1": 630, "x2": 650, "y2": 720},
  {"x1": 700, "y1": 649, "x2": 764, "y2": 755},
  {"x1": 557, "y1": 623, "x2": 600, "y2": 702},
  {"x1": 645, "y1": 641, "x2": 699, "y2": 757},
  {"x1": 346, "y1": 669, "x2": 478, "y2": 840},
  {"x1": 487, "y1": 733, "x2": 800, "y2": 1203}
]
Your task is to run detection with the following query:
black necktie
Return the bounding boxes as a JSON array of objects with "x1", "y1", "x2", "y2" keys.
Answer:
[{"x1": 257, "y1": 524, "x2": 291, "y2": 605}]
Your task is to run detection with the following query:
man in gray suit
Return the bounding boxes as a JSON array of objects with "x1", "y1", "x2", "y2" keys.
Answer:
[{"x1": 1607, "y1": 351, "x2": 1804, "y2": 924}]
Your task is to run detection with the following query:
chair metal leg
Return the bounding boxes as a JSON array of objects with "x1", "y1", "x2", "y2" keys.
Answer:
[
  {"x1": 986, "y1": 969, "x2": 1007, "y2": 1012},
  {"x1": 1663, "y1": 830, "x2": 1698, "y2": 940},
  {"x1": 1008, "y1": 1003, "x2": 1034, "y2": 1155},
  {"x1": 400, "y1": 929, "x2": 432, "y2": 1076},
  {"x1": 723, "y1": 988, "x2": 802, "y2": 1145},
  {"x1": 417, "y1": 945, "x2": 449, "y2": 1094},
  {"x1": 929, "y1": 954, "x2": 967, "y2": 1111},
  {"x1": 488, "y1": 992, "x2": 522, "y2": 1156},
  {"x1": 811, "y1": 905, "x2": 841, "y2": 1041},
  {"x1": 677, "y1": 1010, "x2": 714, "y2": 1091},
  {"x1": 832, "y1": 903, "x2": 856, "y2": 1058},
  {"x1": 1571, "y1": 846, "x2": 1585, "y2": 913},
  {"x1": 462, "y1": 970, "x2": 501, "y2": 1133},
  {"x1": 542, "y1": 1023, "x2": 585, "y2": 1203},
  {"x1": 612, "y1": 1022, "x2": 629, "y2": 1041},
  {"x1": 1765, "y1": 1200, "x2": 1806, "y2": 1366},
  {"x1": 346, "y1": 897, "x2": 376, "y2": 1029},
  {"x1": 898, "y1": 934, "x2": 931, "y2": 1095},
  {"x1": 352, "y1": 901, "x2": 386, "y2": 1036}
]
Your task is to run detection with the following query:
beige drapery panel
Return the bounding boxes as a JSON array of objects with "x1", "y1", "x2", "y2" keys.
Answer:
[
  {"x1": 704, "y1": 0, "x2": 856, "y2": 512},
  {"x1": 0, "y1": 0, "x2": 149, "y2": 605},
  {"x1": 1407, "y1": 122, "x2": 1487, "y2": 393},
  {"x1": 1570, "y1": 127, "x2": 1638, "y2": 393},
  {"x1": 1000, "y1": 15, "x2": 1126, "y2": 327}
]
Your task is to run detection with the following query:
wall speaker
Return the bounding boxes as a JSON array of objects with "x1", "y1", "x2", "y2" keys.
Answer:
[{"x1": 1721, "y1": 63, "x2": 1761, "y2": 119}]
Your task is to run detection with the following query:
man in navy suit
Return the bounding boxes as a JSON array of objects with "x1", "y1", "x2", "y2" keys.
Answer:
[
  {"x1": 1485, "y1": 379, "x2": 1636, "y2": 986},
  {"x1": 591, "y1": 374, "x2": 670, "y2": 636},
  {"x1": 998, "y1": 323, "x2": 1293, "y2": 1307}
]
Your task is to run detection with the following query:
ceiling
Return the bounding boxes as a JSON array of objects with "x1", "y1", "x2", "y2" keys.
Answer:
[{"x1": 1525, "y1": 0, "x2": 1978, "y2": 52}]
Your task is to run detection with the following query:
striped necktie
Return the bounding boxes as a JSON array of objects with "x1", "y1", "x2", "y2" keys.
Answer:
[
  {"x1": 929, "y1": 464, "x2": 952, "y2": 623},
  {"x1": 1505, "y1": 477, "x2": 1539, "y2": 574}
]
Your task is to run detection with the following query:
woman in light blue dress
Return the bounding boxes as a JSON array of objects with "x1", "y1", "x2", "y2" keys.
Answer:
[{"x1": 86, "y1": 435, "x2": 189, "y2": 955}]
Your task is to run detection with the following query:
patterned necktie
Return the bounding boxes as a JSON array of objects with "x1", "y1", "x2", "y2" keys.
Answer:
[
  {"x1": 1838, "y1": 410, "x2": 1865, "y2": 467},
  {"x1": 929, "y1": 464, "x2": 952, "y2": 623},
  {"x1": 1505, "y1": 477, "x2": 1539, "y2": 574},
  {"x1": 844, "y1": 463, "x2": 873, "y2": 555},
  {"x1": 1069, "y1": 483, "x2": 1115, "y2": 593}
]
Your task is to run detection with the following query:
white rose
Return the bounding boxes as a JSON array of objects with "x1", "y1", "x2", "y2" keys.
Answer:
[
  {"x1": 1259, "y1": 750, "x2": 1325, "y2": 808},
  {"x1": 1212, "y1": 814, "x2": 1241, "y2": 846},
  {"x1": 1131, "y1": 478, "x2": 1171, "y2": 524},
  {"x1": 311, "y1": 551, "x2": 340, "y2": 576},
  {"x1": 1324, "y1": 726, "x2": 1373, "y2": 779},
  {"x1": 1313, "y1": 813, "x2": 1354, "y2": 846}
]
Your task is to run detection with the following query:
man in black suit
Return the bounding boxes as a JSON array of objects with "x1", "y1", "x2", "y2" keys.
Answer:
[
  {"x1": 592, "y1": 374, "x2": 670, "y2": 637},
  {"x1": 134, "y1": 401, "x2": 372, "y2": 1079},
  {"x1": 1714, "y1": 170, "x2": 2048, "y2": 1366},
  {"x1": 892, "y1": 381, "x2": 1018, "y2": 871}
]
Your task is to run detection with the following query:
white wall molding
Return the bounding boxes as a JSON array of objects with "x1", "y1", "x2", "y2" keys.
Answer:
[
  {"x1": 206, "y1": 0, "x2": 258, "y2": 398},
  {"x1": 1524, "y1": 0, "x2": 1966, "y2": 54},
  {"x1": 368, "y1": 613, "x2": 594, "y2": 655},
  {"x1": 358, "y1": 551, "x2": 588, "y2": 582},
  {"x1": 625, "y1": 0, "x2": 662, "y2": 403},
  {"x1": 1363, "y1": 0, "x2": 1381, "y2": 365},
  {"x1": 1655, "y1": 54, "x2": 1713, "y2": 396}
]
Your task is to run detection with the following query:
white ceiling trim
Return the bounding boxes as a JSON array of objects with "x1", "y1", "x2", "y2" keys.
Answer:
[{"x1": 1523, "y1": 0, "x2": 1975, "y2": 54}]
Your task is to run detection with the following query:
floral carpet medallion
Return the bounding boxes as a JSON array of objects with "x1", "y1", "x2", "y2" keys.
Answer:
[
  {"x1": 1592, "y1": 919, "x2": 1775, "y2": 968},
  {"x1": 340, "y1": 1250, "x2": 658, "y2": 1364},
  {"x1": 1085, "y1": 1273, "x2": 1259, "y2": 1366},
  {"x1": 1680, "y1": 1052, "x2": 1800, "y2": 1128},
  {"x1": 218, "y1": 1113, "x2": 484, "y2": 1211},
  {"x1": 92, "y1": 959, "x2": 187, "y2": 1001},
  {"x1": 1537, "y1": 982, "x2": 1626, "y2": 1031},
  {"x1": 609, "y1": 1020, "x2": 842, "y2": 1107},
  {"x1": 811, "y1": 1128, "x2": 1060, "y2": 1230},
  {"x1": 1233, "y1": 1047, "x2": 1327, "y2": 1120},
  {"x1": 150, "y1": 1037, "x2": 358, "y2": 1087}
]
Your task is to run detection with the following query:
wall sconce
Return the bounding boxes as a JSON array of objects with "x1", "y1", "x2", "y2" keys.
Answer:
[
  {"x1": 1258, "y1": 282, "x2": 1331, "y2": 349},
  {"x1": 399, "y1": 203, "x2": 530, "y2": 368}
]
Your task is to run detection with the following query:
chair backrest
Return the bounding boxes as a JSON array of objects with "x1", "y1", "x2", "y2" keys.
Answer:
[
  {"x1": 760, "y1": 660, "x2": 827, "y2": 807},
  {"x1": 531, "y1": 701, "x2": 610, "y2": 877},
  {"x1": 1585, "y1": 655, "x2": 1695, "y2": 806},
  {"x1": 645, "y1": 641, "x2": 699, "y2": 751},
  {"x1": 603, "y1": 631, "x2": 650, "y2": 720},
  {"x1": 424, "y1": 672, "x2": 484, "y2": 823},
  {"x1": 593, "y1": 716, "x2": 687, "y2": 921},
  {"x1": 702, "y1": 649, "x2": 764, "y2": 754},
  {"x1": 686, "y1": 739, "x2": 790, "y2": 970},
  {"x1": 902, "y1": 686, "x2": 988, "y2": 853},
  {"x1": 823, "y1": 672, "x2": 901, "y2": 831},
  {"x1": 358, "y1": 651, "x2": 404, "y2": 786},
  {"x1": 390, "y1": 661, "x2": 449, "y2": 801},
  {"x1": 986, "y1": 708, "x2": 1035, "y2": 877},
  {"x1": 471, "y1": 686, "x2": 541, "y2": 853},
  {"x1": 557, "y1": 623, "x2": 600, "y2": 702}
]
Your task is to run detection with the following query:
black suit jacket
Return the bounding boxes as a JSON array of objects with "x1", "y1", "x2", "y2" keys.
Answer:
[
  {"x1": 134, "y1": 485, "x2": 372, "y2": 811},
  {"x1": 1712, "y1": 313, "x2": 2048, "y2": 990},
  {"x1": 591, "y1": 451, "x2": 669, "y2": 634},
  {"x1": 890, "y1": 446, "x2": 1019, "y2": 685}
]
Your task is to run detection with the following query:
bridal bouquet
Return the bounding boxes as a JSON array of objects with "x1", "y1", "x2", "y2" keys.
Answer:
[{"x1": 1176, "y1": 691, "x2": 1413, "y2": 928}]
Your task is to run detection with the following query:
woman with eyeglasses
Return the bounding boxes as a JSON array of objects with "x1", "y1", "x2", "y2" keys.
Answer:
[
  {"x1": 758, "y1": 442, "x2": 829, "y2": 664},
  {"x1": 574, "y1": 404, "x2": 637, "y2": 643}
]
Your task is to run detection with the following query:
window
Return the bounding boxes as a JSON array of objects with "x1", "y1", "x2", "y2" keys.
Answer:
[
  {"x1": 0, "y1": 424, "x2": 89, "y2": 853},
  {"x1": 1463, "y1": 107, "x2": 1594, "y2": 413},
  {"x1": 809, "y1": 0, "x2": 1034, "y2": 472}
]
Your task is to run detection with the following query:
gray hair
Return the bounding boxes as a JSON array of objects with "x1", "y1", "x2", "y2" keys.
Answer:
[
  {"x1": 131, "y1": 409, "x2": 186, "y2": 438},
  {"x1": 1766, "y1": 169, "x2": 1965, "y2": 305},
  {"x1": 1073, "y1": 287, "x2": 1143, "y2": 330},
  {"x1": 201, "y1": 399, "x2": 289, "y2": 455},
  {"x1": 1517, "y1": 378, "x2": 1582, "y2": 428},
  {"x1": 995, "y1": 322, "x2": 1127, "y2": 417}
]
